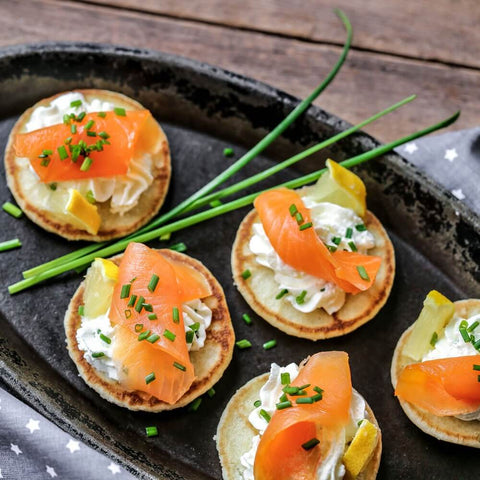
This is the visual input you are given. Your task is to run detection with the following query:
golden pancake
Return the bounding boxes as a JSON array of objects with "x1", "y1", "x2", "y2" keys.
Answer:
[
  {"x1": 391, "y1": 299, "x2": 480, "y2": 447},
  {"x1": 232, "y1": 209, "x2": 395, "y2": 340},
  {"x1": 216, "y1": 373, "x2": 382, "y2": 480},
  {"x1": 64, "y1": 249, "x2": 235, "y2": 411},
  {"x1": 4, "y1": 89, "x2": 171, "y2": 241}
]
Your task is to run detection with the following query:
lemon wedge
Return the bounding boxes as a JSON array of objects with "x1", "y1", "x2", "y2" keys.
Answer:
[
  {"x1": 83, "y1": 258, "x2": 119, "y2": 318},
  {"x1": 65, "y1": 188, "x2": 101, "y2": 235},
  {"x1": 343, "y1": 419, "x2": 378, "y2": 479},
  {"x1": 403, "y1": 290, "x2": 455, "y2": 361},
  {"x1": 305, "y1": 159, "x2": 367, "y2": 217}
]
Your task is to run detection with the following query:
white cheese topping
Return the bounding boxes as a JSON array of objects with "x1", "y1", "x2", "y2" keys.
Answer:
[
  {"x1": 240, "y1": 363, "x2": 366, "y2": 480},
  {"x1": 22, "y1": 91, "x2": 160, "y2": 215},
  {"x1": 249, "y1": 200, "x2": 375, "y2": 314},
  {"x1": 76, "y1": 299, "x2": 212, "y2": 380},
  {"x1": 422, "y1": 313, "x2": 480, "y2": 421}
]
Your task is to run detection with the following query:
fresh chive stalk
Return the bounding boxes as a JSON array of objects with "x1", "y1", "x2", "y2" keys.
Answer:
[{"x1": 11, "y1": 111, "x2": 460, "y2": 294}]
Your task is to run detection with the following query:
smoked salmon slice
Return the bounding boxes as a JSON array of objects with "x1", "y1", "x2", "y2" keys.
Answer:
[
  {"x1": 254, "y1": 188, "x2": 381, "y2": 294},
  {"x1": 109, "y1": 243, "x2": 211, "y2": 404},
  {"x1": 395, "y1": 355, "x2": 480, "y2": 416},
  {"x1": 254, "y1": 352, "x2": 352, "y2": 480},
  {"x1": 14, "y1": 109, "x2": 160, "y2": 183}
]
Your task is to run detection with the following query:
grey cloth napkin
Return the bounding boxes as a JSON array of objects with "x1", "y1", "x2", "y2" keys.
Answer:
[{"x1": 1, "y1": 127, "x2": 479, "y2": 478}]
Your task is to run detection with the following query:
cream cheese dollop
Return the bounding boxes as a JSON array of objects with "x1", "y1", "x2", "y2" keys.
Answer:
[
  {"x1": 76, "y1": 299, "x2": 212, "y2": 380},
  {"x1": 249, "y1": 199, "x2": 375, "y2": 314},
  {"x1": 240, "y1": 362, "x2": 366, "y2": 480},
  {"x1": 22, "y1": 91, "x2": 158, "y2": 215},
  {"x1": 422, "y1": 313, "x2": 480, "y2": 421}
]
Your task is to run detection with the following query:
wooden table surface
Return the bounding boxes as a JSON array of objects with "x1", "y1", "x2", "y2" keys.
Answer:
[{"x1": 2, "y1": 0, "x2": 479, "y2": 142}]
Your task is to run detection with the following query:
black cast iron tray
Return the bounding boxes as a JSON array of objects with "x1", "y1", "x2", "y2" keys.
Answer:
[{"x1": 1, "y1": 44, "x2": 479, "y2": 480}]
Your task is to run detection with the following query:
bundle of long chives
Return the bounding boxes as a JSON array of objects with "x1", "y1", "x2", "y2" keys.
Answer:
[
  {"x1": 21, "y1": 9, "x2": 352, "y2": 280},
  {"x1": 8, "y1": 110, "x2": 459, "y2": 294}
]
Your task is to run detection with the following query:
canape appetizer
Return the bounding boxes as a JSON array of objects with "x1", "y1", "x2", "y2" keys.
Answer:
[
  {"x1": 232, "y1": 160, "x2": 395, "y2": 339},
  {"x1": 64, "y1": 242, "x2": 235, "y2": 411},
  {"x1": 216, "y1": 351, "x2": 381, "y2": 479},
  {"x1": 391, "y1": 290, "x2": 480, "y2": 447},
  {"x1": 4, "y1": 90, "x2": 171, "y2": 240}
]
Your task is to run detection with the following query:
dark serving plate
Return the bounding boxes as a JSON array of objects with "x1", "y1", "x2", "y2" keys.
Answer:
[{"x1": 1, "y1": 44, "x2": 479, "y2": 480}]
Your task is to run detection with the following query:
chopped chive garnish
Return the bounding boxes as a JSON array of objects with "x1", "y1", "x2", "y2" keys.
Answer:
[
  {"x1": 143, "y1": 303, "x2": 153, "y2": 312},
  {"x1": 134, "y1": 323, "x2": 143, "y2": 332},
  {"x1": 159, "y1": 232, "x2": 171, "y2": 241},
  {"x1": 348, "y1": 241, "x2": 358, "y2": 252},
  {"x1": 311, "y1": 393, "x2": 323, "y2": 402},
  {"x1": 355, "y1": 224, "x2": 367, "y2": 231},
  {"x1": 189, "y1": 322, "x2": 200, "y2": 332},
  {"x1": 43, "y1": 149, "x2": 53, "y2": 155},
  {"x1": 276, "y1": 289, "x2": 289, "y2": 299},
  {"x1": 2, "y1": 202, "x2": 23, "y2": 218},
  {"x1": 100, "y1": 333, "x2": 111, "y2": 344},
  {"x1": 163, "y1": 329, "x2": 176, "y2": 342},
  {"x1": 296, "y1": 390, "x2": 307, "y2": 396},
  {"x1": 302, "y1": 438, "x2": 320, "y2": 450},
  {"x1": 276, "y1": 400, "x2": 292, "y2": 410},
  {"x1": 473, "y1": 338, "x2": 480, "y2": 350},
  {"x1": 253, "y1": 400, "x2": 261, "y2": 408},
  {"x1": 209, "y1": 199, "x2": 222, "y2": 208},
  {"x1": 188, "y1": 398, "x2": 202, "y2": 412},
  {"x1": 145, "y1": 426, "x2": 158, "y2": 437},
  {"x1": 114, "y1": 107, "x2": 126, "y2": 116},
  {"x1": 70, "y1": 99, "x2": 82, "y2": 108},
  {"x1": 289, "y1": 204, "x2": 298, "y2": 216},
  {"x1": 85, "y1": 190, "x2": 95, "y2": 204},
  {"x1": 332, "y1": 236, "x2": 341, "y2": 245},
  {"x1": 327, "y1": 245, "x2": 337, "y2": 253},
  {"x1": 299, "y1": 222, "x2": 313, "y2": 231},
  {"x1": 169, "y1": 242, "x2": 187, "y2": 252},
  {"x1": 259, "y1": 409, "x2": 271, "y2": 423},
  {"x1": 64, "y1": 136, "x2": 73, "y2": 145},
  {"x1": 296, "y1": 397, "x2": 314, "y2": 404},
  {"x1": 296, "y1": 290, "x2": 307, "y2": 305},
  {"x1": 478, "y1": 375, "x2": 480, "y2": 382},
  {"x1": 263, "y1": 339, "x2": 277, "y2": 350},
  {"x1": 98, "y1": 131, "x2": 110, "y2": 139},
  {"x1": 236, "y1": 339, "x2": 252, "y2": 349},
  {"x1": 298, "y1": 384, "x2": 311, "y2": 390},
  {"x1": 120, "y1": 284, "x2": 131, "y2": 299},
  {"x1": 356, "y1": 265, "x2": 370, "y2": 281},
  {"x1": 130, "y1": 277, "x2": 137, "y2": 283},
  {"x1": 430, "y1": 331, "x2": 438, "y2": 347},
  {"x1": 127, "y1": 294, "x2": 137, "y2": 307},
  {"x1": 186, "y1": 330, "x2": 195, "y2": 343},
  {"x1": 145, "y1": 372, "x2": 156, "y2": 384},
  {"x1": 85, "y1": 119, "x2": 94, "y2": 130},
  {"x1": 283, "y1": 386, "x2": 299, "y2": 395},
  {"x1": 86, "y1": 131, "x2": 97, "y2": 137},
  {"x1": 313, "y1": 386, "x2": 324, "y2": 394},
  {"x1": 207, "y1": 388, "x2": 216, "y2": 398},
  {"x1": 459, "y1": 326, "x2": 471, "y2": 343},
  {"x1": 468, "y1": 321, "x2": 479, "y2": 332},
  {"x1": 279, "y1": 393, "x2": 288, "y2": 403},
  {"x1": 295, "y1": 212, "x2": 304, "y2": 224},
  {"x1": 91, "y1": 352, "x2": 104, "y2": 358},
  {"x1": 78, "y1": 305, "x2": 85, "y2": 316},
  {"x1": 241, "y1": 269, "x2": 252, "y2": 280},
  {"x1": 172, "y1": 307, "x2": 180, "y2": 323},
  {"x1": 147, "y1": 274, "x2": 159, "y2": 292},
  {"x1": 0, "y1": 239, "x2": 22, "y2": 252},
  {"x1": 223, "y1": 147, "x2": 234, "y2": 157},
  {"x1": 63, "y1": 114, "x2": 71, "y2": 125},
  {"x1": 138, "y1": 330, "x2": 151, "y2": 341},
  {"x1": 147, "y1": 333, "x2": 160, "y2": 344},
  {"x1": 173, "y1": 362, "x2": 186, "y2": 371},
  {"x1": 49, "y1": 183, "x2": 57, "y2": 191},
  {"x1": 97, "y1": 112, "x2": 107, "y2": 118},
  {"x1": 124, "y1": 309, "x2": 132, "y2": 319},
  {"x1": 473, "y1": 364, "x2": 480, "y2": 371},
  {"x1": 70, "y1": 123, "x2": 77, "y2": 134},
  {"x1": 345, "y1": 227, "x2": 353, "y2": 238},
  {"x1": 242, "y1": 313, "x2": 252, "y2": 325},
  {"x1": 76, "y1": 111, "x2": 86, "y2": 122},
  {"x1": 281, "y1": 372, "x2": 291, "y2": 385},
  {"x1": 135, "y1": 296, "x2": 145, "y2": 313},
  {"x1": 148, "y1": 313, "x2": 157, "y2": 321},
  {"x1": 80, "y1": 157, "x2": 93, "y2": 172},
  {"x1": 40, "y1": 158, "x2": 50, "y2": 167}
]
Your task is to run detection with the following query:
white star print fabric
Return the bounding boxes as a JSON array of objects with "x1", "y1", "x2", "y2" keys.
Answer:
[{"x1": 0, "y1": 388, "x2": 133, "y2": 479}]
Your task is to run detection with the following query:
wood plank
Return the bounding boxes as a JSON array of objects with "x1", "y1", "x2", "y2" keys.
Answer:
[
  {"x1": 85, "y1": 0, "x2": 480, "y2": 69},
  {"x1": 0, "y1": 0, "x2": 477, "y2": 143}
]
